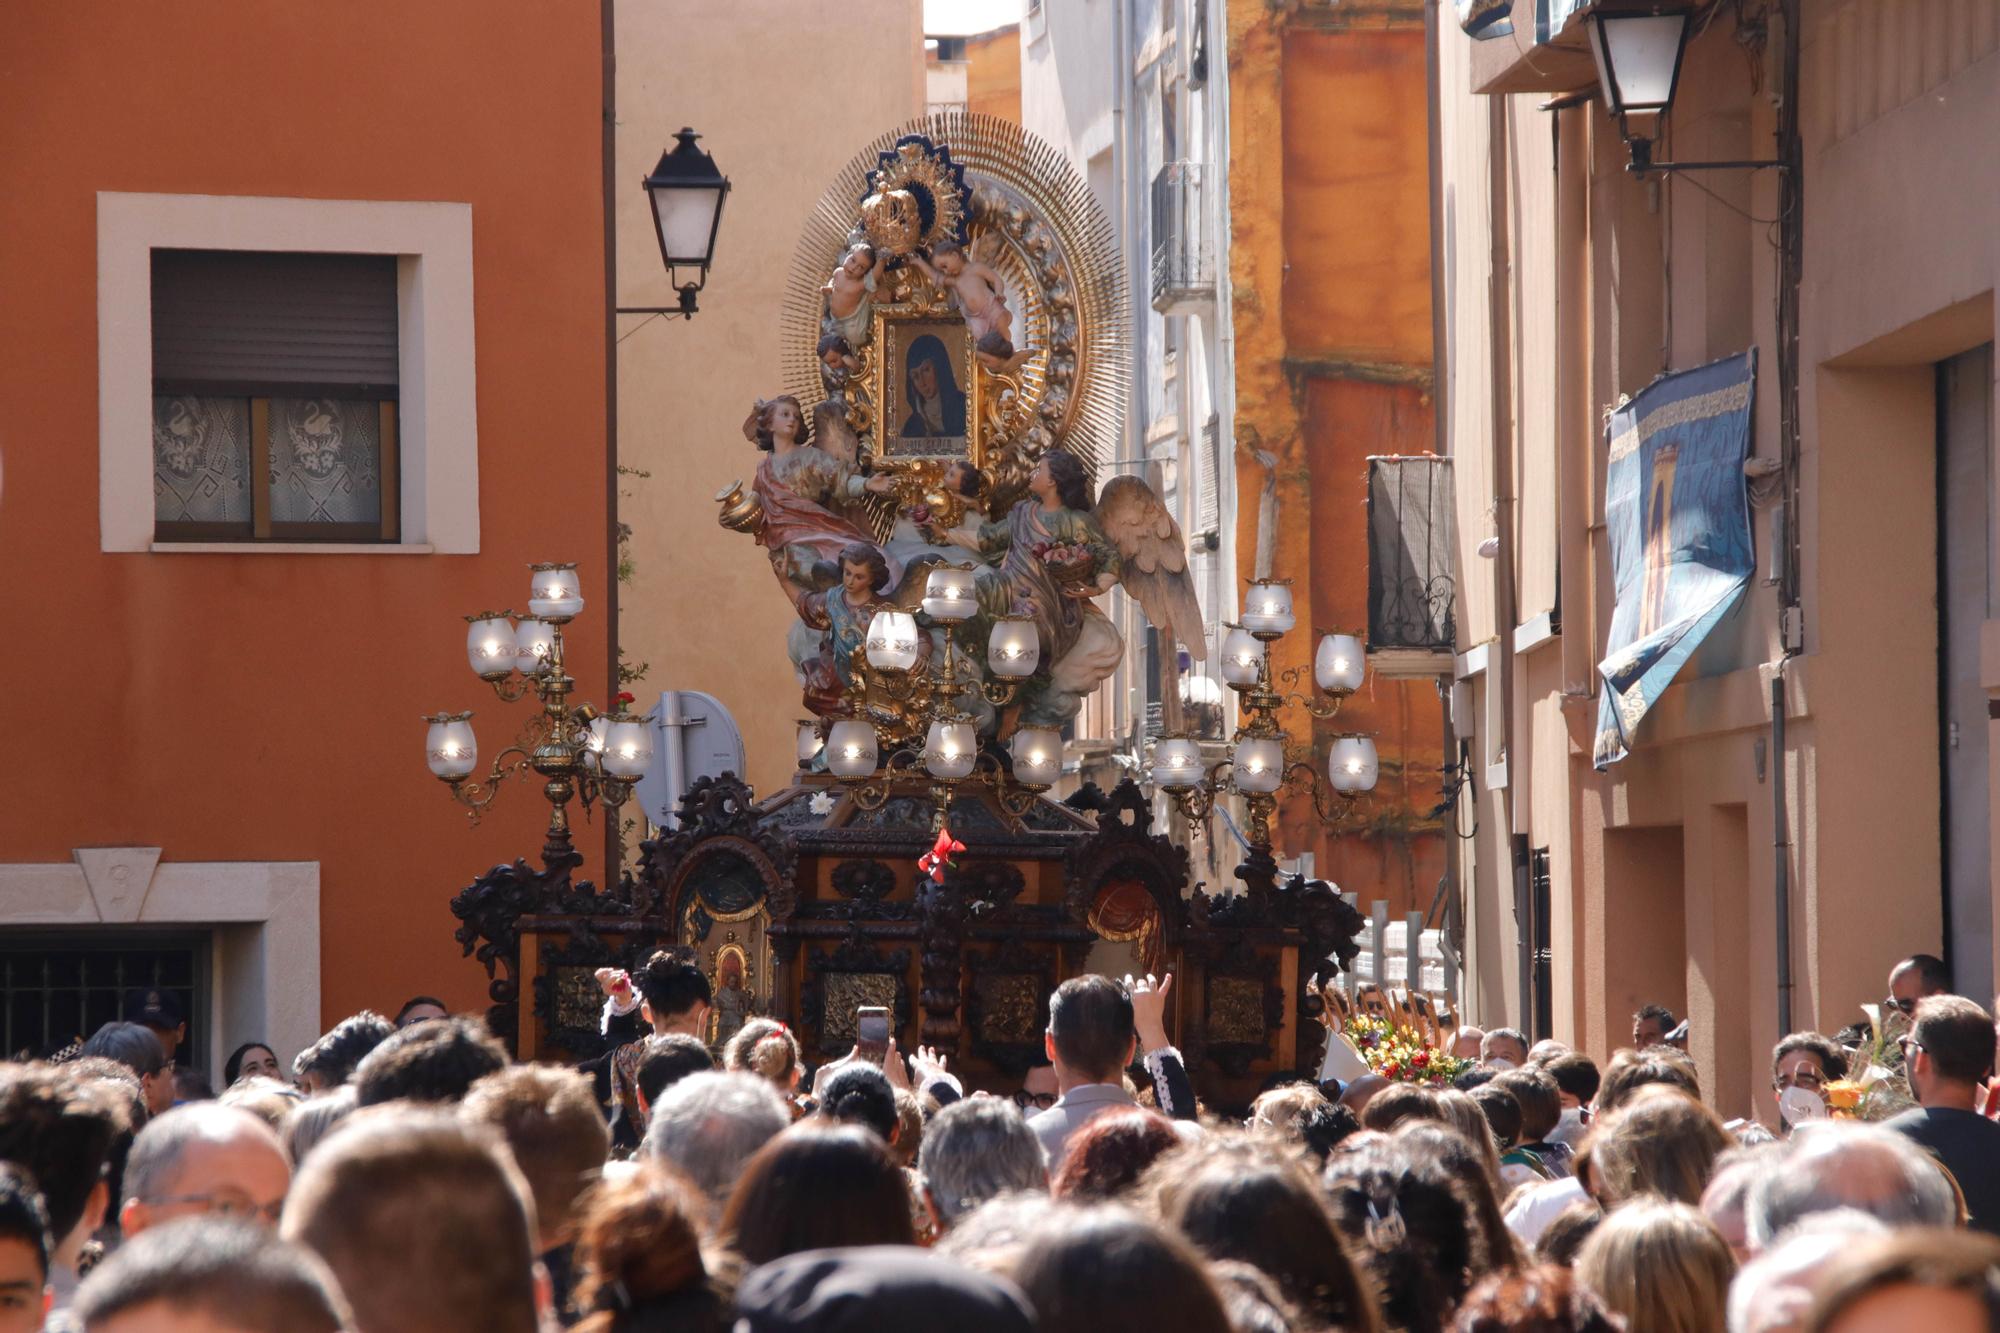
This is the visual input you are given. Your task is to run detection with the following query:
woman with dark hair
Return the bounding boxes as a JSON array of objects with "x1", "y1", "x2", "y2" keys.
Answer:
[
  {"x1": 224, "y1": 1041, "x2": 280, "y2": 1087},
  {"x1": 571, "y1": 1163, "x2": 726, "y2": 1333},
  {"x1": 1395, "y1": 1120, "x2": 1521, "y2": 1276},
  {"x1": 1324, "y1": 1135, "x2": 1481, "y2": 1333},
  {"x1": 1148, "y1": 1136, "x2": 1381, "y2": 1333},
  {"x1": 1039, "y1": 449, "x2": 1094, "y2": 512},
  {"x1": 900, "y1": 335, "x2": 968, "y2": 439},
  {"x1": 1452, "y1": 1264, "x2": 1622, "y2": 1333},
  {"x1": 719, "y1": 1124, "x2": 914, "y2": 1265},
  {"x1": 1049, "y1": 1107, "x2": 1180, "y2": 1201},
  {"x1": 1010, "y1": 1205, "x2": 1233, "y2": 1333}
]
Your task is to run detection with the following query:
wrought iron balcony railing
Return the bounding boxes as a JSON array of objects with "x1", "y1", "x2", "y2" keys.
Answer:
[{"x1": 1150, "y1": 161, "x2": 1214, "y2": 315}]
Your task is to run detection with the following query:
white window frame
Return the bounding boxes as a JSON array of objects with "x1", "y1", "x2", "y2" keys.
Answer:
[
  {"x1": 0, "y1": 849, "x2": 320, "y2": 1090},
  {"x1": 98, "y1": 191, "x2": 479, "y2": 554}
]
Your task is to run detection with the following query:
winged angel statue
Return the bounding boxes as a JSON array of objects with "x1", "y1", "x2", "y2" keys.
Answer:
[{"x1": 931, "y1": 450, "x2": 1205, "y2": 729}]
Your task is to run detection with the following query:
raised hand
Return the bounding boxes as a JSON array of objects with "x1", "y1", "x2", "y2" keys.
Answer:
[{"x1": 1125, "y1": 972, "x2": 1174, "y2": 1053}]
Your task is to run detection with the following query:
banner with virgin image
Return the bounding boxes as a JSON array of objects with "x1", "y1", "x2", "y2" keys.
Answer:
[{"x1": 1593, "y1": 351, "x2": 1757, "y2": 769}]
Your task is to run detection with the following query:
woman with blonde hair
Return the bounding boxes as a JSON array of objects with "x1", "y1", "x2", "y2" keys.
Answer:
[
  {"x1": 721, "y1": 1018, "x2": 802, "y2": 1100},
  {"x1": 1435, "y1": 1087, "x2": 1506, "y2": 1186},
  {"x1": 1575, "y1": 1200, "x2": 1735, "y2": 1333},
  {"x1": 1588, "y1": 1085, "x2": 1733, "y2": 1207}
]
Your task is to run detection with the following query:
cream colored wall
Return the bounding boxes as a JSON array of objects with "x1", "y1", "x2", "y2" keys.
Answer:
[{"x1": 615, "y1": 0, "x2": 924, "y2": 803}]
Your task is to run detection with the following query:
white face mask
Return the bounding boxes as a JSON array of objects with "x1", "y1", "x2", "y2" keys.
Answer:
[
  {"x1": 1485, "y1": 1057, "x2": 1518, "y2": 1072},
  {"x1": 1779, "y1": 1084, "x2": 1829, "y2": 1127},
  {"x1": 1557, "y1": 1106, "x2": 1585, "y2": 1134}
]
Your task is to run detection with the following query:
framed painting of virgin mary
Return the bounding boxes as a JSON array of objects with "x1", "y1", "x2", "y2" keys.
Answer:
[{"x1": 879, "y1": 316, "x2": 978, "y2": 461}]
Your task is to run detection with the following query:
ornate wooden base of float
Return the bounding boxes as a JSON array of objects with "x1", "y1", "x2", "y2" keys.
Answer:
[{"x1": 450, "y1": 773, "x2": 1365, "y2": 1112}]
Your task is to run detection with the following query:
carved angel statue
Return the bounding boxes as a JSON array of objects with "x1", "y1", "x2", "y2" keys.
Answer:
[
  {"x1": 930, "y1": 450, "x2": 1205, "y2": 729},
  {"x1": 910, "y1": 232, "x2": 1033, "y2": 372}
]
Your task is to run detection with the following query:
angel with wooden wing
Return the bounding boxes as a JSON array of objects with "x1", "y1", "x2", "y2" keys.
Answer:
[{"x1": 929, "y1": 449, "x2": 1206, "y2": 729}]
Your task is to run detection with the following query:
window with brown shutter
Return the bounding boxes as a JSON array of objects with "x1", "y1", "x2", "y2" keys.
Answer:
[{"x1": 151, "y1": 250, "x2": 400, "y2": 543}]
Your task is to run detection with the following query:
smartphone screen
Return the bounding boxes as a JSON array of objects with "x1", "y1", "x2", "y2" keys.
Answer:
[{"x1": 856, "y1": 1006, "x2": 889, "y2": 1062}]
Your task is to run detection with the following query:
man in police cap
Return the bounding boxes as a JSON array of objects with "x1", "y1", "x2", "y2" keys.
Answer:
[{"x1": 124, "y1": 989, "x2": 186, "y2": 1069}]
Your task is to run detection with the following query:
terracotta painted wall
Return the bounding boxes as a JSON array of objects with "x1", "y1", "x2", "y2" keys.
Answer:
[
  {"x1": 0, "y1": 0, "x2": 608, "y2": 1028},
  {"x1": 1227, "y1": 5, "x2": 1443, "y2": 913},
  {"x1": 966, "y1": 26, "x2": 1024, "y2": 123},
  {"x1": 614, "y1": 0, "x2": 924, "y2": 805}
]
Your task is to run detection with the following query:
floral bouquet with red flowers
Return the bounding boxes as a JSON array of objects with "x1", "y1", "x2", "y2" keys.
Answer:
[
  {"x1": 1344, "y1": 1014, "x2": 1470, "y2": 1087},
  {"x1": 1032, "y1": 539, "x2": 1098, "y2": 591}
]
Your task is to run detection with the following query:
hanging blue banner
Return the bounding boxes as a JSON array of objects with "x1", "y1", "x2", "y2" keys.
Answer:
[
  {"x1": 1593, "y1": 351, "x2": 1757, "y2": 769},
  {"x1": 1458, "y1": 0, "x2": 1514, "y2": 39}
]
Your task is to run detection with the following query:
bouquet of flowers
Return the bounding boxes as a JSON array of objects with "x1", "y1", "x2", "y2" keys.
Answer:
[
  {"x1": 1032, "y1": 539, "x2": 1098, "y2": 591},
  {"x1": 1344, "y1": 1014, "x2": 1471, "y2": 1087}
]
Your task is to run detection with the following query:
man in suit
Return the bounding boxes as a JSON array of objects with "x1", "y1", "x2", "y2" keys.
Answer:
[{"x1": 1027, "y1": 973, "x2": 1193, "y2": 1172}]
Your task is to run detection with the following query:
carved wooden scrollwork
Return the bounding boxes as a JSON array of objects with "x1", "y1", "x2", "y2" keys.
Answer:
[{"x1": 801, "y1": 932, "x2": 914, "y2": 1057}]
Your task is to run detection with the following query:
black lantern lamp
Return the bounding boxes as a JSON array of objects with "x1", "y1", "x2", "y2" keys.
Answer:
[
  {"x1": 638, "y1": 128, "x2": 730, "y2": 318},
  {"x1": 1584, "y1": 5, "x2": 1783, "y2": 175}
]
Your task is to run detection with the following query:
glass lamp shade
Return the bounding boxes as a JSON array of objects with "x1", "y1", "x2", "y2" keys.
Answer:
[
  {"x1": 796, "y1": 719, "x2": 824, "y2": 766},
  {"x1": 602, "y1": 716, "x2": 654, "y2": 780},
  {"x1": 1011, "y1": 726, "x2": 1062, "y2": 787},
  {"x1": 1220, "y1": 627, "x2": 1264, "y2": 689},
  {"x1": 1587, "y1": 8, "x2": 1691, "y2": 116},
  {"x1": 924, "y1": 718, "x2": 977, "y2": 780},
  {"x1": 585, "y1": 715, "x2": 610, "y2": 765},
  {"x1": 515, "y1": 619, "x2": 558, "y2": 675},
  {"x1": 644, "y1": 129, "x2": 730, "y2": 270},
  {"x1": 1152, "y1": 735, "x2": 1204, "y2": 789},
  {"x1": 1314, "y1": 633, "x2": 1366, "y2": 695},
  {"x1": 922, "y1": 566, "x2": 979, "y2": 622},
  {"x1": 987, "y1": 616, "x2": 1040, "y2": 678},
  {"x1": 1329, "y1": 735, "x2": 1381, "y2": 794},
  {"x1": 865, "y1": 610, "x2": 923, "y2": 671},
  {"x1": 1232, "y1": 735, "x2": 1285, "y2": 794},
  {"x1": 527, "y1": 563, "x2": 584, "y2": 619},
  {"x1": 465, "y1": 615, "x2": 518, "y2": 680},
  {"x1": 1240, "y1": 579, "x2": 1296, "y2": 636},
  {"x1": 423, "y1": 713, "x2": 477, "y2": 780},
  {"x1": 826, "y1": 720, "x2": 879, "y2": 778}
]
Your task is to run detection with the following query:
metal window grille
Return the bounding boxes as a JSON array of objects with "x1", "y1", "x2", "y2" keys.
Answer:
[
  {"x1": 0, "y1": 932, "x2": 209, "y2": 1066},
  {"x1": 1150, "y1": 161, "x2": 1213, "y2": 314},
  {"x1": 1366, "y1": 456, "x2": 1458, "y2": 651}
]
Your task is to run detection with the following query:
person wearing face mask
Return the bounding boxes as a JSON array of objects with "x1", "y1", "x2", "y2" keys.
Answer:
[{"x1": 1770, "y1": 1032, "x2": 1848, "y2": 1135}]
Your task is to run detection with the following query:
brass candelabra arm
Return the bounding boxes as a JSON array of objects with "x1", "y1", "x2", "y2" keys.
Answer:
[
  {"x1": 1281, "y1": 689, "x2": 1349, "y2": 721},
  {"x1": 444, "y1": 744, "x2": 534, "y2": 826},
  {"x1": 484, "y1": 674, "x2": 537, "y2": 704},
  {"x1": 979, "y1": 676, "x2": 1024, "y2": 707},
  {"x1": 1165, "y1": 760, "x2": 1234, "y2": 824},
  {"x1": 846, "y1": 747, "x2": 926, "y2": 811},
  {"x1": 1282, "y1": 760, "x2": 1362, "y2": 827},
  {"x1": 968, "y1": 750, "x2": 1047, "y2": 817}
]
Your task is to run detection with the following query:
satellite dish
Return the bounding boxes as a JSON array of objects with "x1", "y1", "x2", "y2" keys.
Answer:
[{"x1": 634, "y1": 690, "x2": 747, "y2": 829}]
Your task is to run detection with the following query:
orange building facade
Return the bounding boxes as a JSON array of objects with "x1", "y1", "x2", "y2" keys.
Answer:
[
  {"x1": 0, "y1": 0, "x2": 610, "y2": 1081},
  {"x1": 1226, "y1": 1, "x2": 1447, "y2": 920}
]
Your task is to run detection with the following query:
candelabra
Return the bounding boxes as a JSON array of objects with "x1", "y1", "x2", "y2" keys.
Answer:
[
  {"x1": 1151, "y1": 578, "x2": 1380, "y2": 851},
  {"x1": 421, "y1": 563, "x2": 653, "y2": 866},
  {"x1": 797, "y1": 564, "x2": 1060, "y2": 828}
]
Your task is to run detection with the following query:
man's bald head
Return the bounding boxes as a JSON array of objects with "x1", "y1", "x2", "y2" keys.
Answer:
[{"x1": 121, "y1": 1103, "x2": 290, "y2": 1238}]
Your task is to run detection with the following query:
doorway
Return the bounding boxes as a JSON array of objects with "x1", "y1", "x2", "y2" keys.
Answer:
[{"x1": 1939, "y1": 342, "x2": 1996, "y2": 1002}]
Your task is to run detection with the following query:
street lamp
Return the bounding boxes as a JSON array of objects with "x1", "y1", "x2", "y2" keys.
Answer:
[
  {"x1": 422, "y1": 564, "x2": 644, "y2": 866},
  {"x1": 1584, "y1": 6, "x2": 1784, "y2": 176},
  {"x1": 635, "y1": 127, "x2": 731, "y2": 319},
  {"x1": 1153, "y1": 579, "x2": 1379, "y2": 852}
]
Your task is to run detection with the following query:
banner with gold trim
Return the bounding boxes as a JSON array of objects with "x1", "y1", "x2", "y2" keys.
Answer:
[{"x1": 1593, "y1": 351, "x2": 1757, "y2": 769}]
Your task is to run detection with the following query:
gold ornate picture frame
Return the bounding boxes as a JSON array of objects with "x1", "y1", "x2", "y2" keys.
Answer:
[{"x1": 875, "y1": 312, "x2": 983, "y2": 465}]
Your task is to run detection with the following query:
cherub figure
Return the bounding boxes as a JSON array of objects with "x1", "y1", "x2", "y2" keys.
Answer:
[
  {"x1": 910, "y1": 238, "x2": 1032, "y2": 372},
  {"x1": 817, "y1": 332, "x2": 862, "y2": 397},
  {"x1": 823, "y1": 241, "x2": 882, "y2": 348},
  {"x1": 798, "y1": 542, "x2": 922, "y2": 716}
]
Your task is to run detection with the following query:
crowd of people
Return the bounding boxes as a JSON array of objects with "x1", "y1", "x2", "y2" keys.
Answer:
[{"x1": 4, "y1": 950, "x2": 2000, "y2": 1331}]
